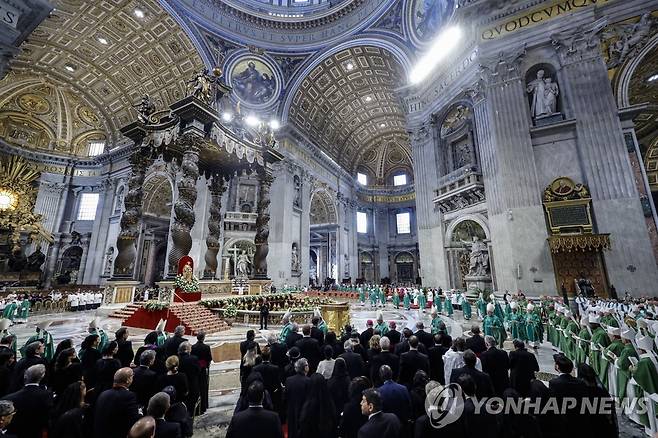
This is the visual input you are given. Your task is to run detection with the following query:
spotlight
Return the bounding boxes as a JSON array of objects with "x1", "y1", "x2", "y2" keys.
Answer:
[
  {"x1": 379, "y1": 123, "x2": 386, "y2": 128},
  {"x1": 410, "y1": 26, "x2": 462, "y2": 85},
  {"x1": 346, "y1": 62, "x2": 354, "y2": 71},
  {"x1": 245, "y1": 115, "x2": 259, "y2": 127},
  {"x1": 134, "y1": 8, "x2": 145, "y2": 18},
  {"x1": 365, "y1": 96, "x2": 372, "y2": 102},
  {"x1": 64, "y1": 64, "x2": 76, "y2": 72},
  {"x1": 97, "y1": 37, "x2": 109, "y2": 45},
  {"x1": 648, "y1": 74, "x2": 658, "y2": 83},
  {"x1": 222, "y1": 112, "x2": 233, "y2": 122},
  {"x1": 269, "y1": 119, "x2": 280, "y2": 130}
]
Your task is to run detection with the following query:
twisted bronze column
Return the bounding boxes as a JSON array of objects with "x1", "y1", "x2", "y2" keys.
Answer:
[
  {"x1": 203, "y1": 175, "x2": 226, "y2": 278},
  {"x1": 253, "y1": 168, "x2": 273, "y2": 279},
  {"x1": 168, "y1": 135, "x2": 200, "y2": 275},
  {"x1": 113, "y1": 149, "x2": 150, "y2": 278}
]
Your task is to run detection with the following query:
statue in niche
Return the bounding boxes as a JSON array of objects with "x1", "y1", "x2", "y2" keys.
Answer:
[
  {"x1": 70, "y1": 231, "x2": 82, "y2": 245},
  {"x1": 453, "y1": 142, "x2": 472, "y2": 169},
  {"x1": 291, "y1": 243, "x2": 301, "y2": 272},
  {"x1": 526, "y1": 69, "x2": 559, "y2": 119},
  {"x1": 134, "y1": 95, "x2": 155, "y2": 124},
  {"x1": 293, "y1": 175, "x2": 301, "y2": 209},
  {"x1": 236, "y1": 251, "x2": 251, "y2": 278},
  {"x1": 461, "y1": 236, "x2": 490, "y2": 277}
]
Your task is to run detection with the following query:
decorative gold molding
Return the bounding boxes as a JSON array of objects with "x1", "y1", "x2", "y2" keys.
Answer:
[{"x1": 547, "y1": 234, "x2": 611, "y2": 253}]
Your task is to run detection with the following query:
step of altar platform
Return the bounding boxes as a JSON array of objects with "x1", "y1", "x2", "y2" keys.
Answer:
[
  {"x1": 168, "y1": 303, "x2": 231, "y2": 335},
  {"x1": 109, "y1": 303, "x2": 143, "y2": 320}
]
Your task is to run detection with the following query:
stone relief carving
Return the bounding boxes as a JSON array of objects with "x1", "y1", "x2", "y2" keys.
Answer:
[
  {"x1": 551, "y1": 18, "x2": 608, "y2": 65},
  {"x1": 479, "y1": 46, "x2": 526, "y2": 85},
  {"x1": 603, "y1": 13, "x2": 658, "y2": 69},
  {"x1": 291, "y1": 242, "x2": 301, "y2": 272},
  {"x1": 462, "y1": 236, "x2": 490, "y2": 277},
  {"x1": 293, "y1": 174, "x2": 302, "y2": 209}
]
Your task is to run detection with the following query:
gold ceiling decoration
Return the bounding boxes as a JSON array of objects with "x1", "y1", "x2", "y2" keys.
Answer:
[
  {"x1": 289, "y1": 46, "x2": 412, "y2": 182},
  {"x1": 0, "y1": 0, "x2": 203, "y2": 157},
  {"x1": 0, "y1": 156, "x2": 53, "y2": 252}
]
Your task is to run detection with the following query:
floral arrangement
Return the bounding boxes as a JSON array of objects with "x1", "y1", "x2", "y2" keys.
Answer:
[
  {"x1": 175, "y1": 273, "x2": 199, "y2": 293},
  {"x1": 200, "y1": 293, "x2": 333, "y2": 312},
  {"x1": 143, "y1": 300, "x2": 170, "y2": 312},
  {"x1": 223, "y1": 304, "x2": 237, "y2": 318}
]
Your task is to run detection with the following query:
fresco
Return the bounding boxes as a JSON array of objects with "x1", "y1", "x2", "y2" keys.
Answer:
[
  {"x1": 229, "y1": 57, "x2": 278, "y2": 106},
  {"x1": 411, "y1": 0, "x2": 455, "y2": 42}
]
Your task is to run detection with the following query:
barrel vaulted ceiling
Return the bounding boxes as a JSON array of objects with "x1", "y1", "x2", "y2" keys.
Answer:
[{"x1": 0, "y1": 0, "x2": 203, "y2": 157}]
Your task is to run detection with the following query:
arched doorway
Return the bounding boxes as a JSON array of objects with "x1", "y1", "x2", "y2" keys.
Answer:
[
  {"x1": 447, "y1": 218, "x2": 488, "y2": 289},
  {"x1": 309, "y1": 249, "x2": 318, "y2": 286},
  {"x1": 141, "y1": 174, "x2": 173, "y2": 283},
  {"x1": 395, "y1": 252, "x2": 414, "y2": 283},
  {"x1": 223, "y1": 239, "x2": 256, "y2": 279},
  {"x1": 360, "y1": 251, "x2": 375, "y2": 284},
  {"x1": 310, "y1": 189, "x2": 339, "y2": 285},
  {"x1": 57, "y1": 246, "x2": 83, "y2": 284}
]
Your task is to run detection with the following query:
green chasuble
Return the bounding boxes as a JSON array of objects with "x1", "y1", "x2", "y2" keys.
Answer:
[
  {"x1": 359, "y1": 288, "x2": 366, "y2": 303},
  {"x1": 374, "y1": 322, "x2": 389, "y2": 336},
  {"x1": 156, "y1": 331, "x2": 168, "y2": 347},
  {"x1": 476, "y1": 298, "x2": 487, "y2": 318},
  {"x1": 508, "y1": 312, "x2": 526, "y2": 341},
  {"x1": 17, "y1": 300, "x2": 30, "y2": 320},
  {"x1": 547, "y1": 312, "x2": 558, "y2": 346},
  {"x1": 504, "y1": 303, "x2": 512, "y2": 322},
  {"x1": 617, "y1": 343, "x2": 638, "y2": 399},
  {"x1": 431, "y1": 316, "x2": 442, "y2": 335},
  {"x1": 600, "y1": 339, "x2": 624, "y2": 389},
  {"x1": 90, "y1": 328, "x2": 109, "y2": 353},
  {"x1": 494, "y1": 302, "x2": 504, "y2": 321},
  {"x1": 564, "y1": 321, "x2": 579, "y2": 362},
  {"x1": 392, "y1": 292, "x2": 400, "y2": 308},
  {"x1": 380, "y1": 289, "x2": 387, "y2": 306},
  {"x1": 418, "y1": 292, "x2": 427, "y2": 310},
  {"x1": 483, "y1": 314, "x2": 505, "y2": 347},
  {"x1": 574, "y1": 328, "x2": 591, "y2": 365},
  {"x1": 369, "y1": 289, "x2": 378, "y2": 306},
  {"x1": 319, "y1": 320, "x2": 329, "y2": 334},
  {"x1": 444, "y1": 297, "x2": 453, "y2": 316},
  {"x1": 633, "y1": 355, "x2": 658, "y2": 429},
  {"x1": 462, "y1": 299, "x2": 472, "y2": 320},
  {"x1": 2, "y1": 303, "x2": 17, "y2": 321},
  {"x1": 526, "y1": 312, "x2": 542, "y2": 344},
  {"x1": 279, "y1": 322, "x2": 292, "y2": 343},
  {"x1": 601, "y1": 315, "x2": 619, "y2": 327},
  {"x1": 589, "y1": 327, "x2": 611, "y2": 382},
  {"x1": 558, "y1": 317, "x2": 570, "y2": 354},
  {"x1": 403, "y1": 292, "x2": 411, "y2": 310}
]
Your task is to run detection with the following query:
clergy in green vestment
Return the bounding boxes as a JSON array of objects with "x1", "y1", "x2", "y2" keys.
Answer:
[
  {"x1": 379, "y1": 287, "x2": 387, "y2": 307},
  {"x1": 15, "y1": 298, "x2": 30, "y2": 323},
  {"x1": 525, "y1": 303, "x2": 542, "y2": 347},
  {"x1": 558, "y1": 311, "x2": 571, "y2": 354},
  {"x1": 0, "y1": 318, "x2": 16, "y2": 357},
  {"x1": 2, "y1": 300, "x2": 17, "y2": 322},
  {"x1": 444, "y1": 293, "x2": 453, "y2": 316},
  {"x1": 504, "y1": 302, "x2": 512, "y2": 323},
  {"x1": 617, "y1": 327, "x2": 638, "y2": 400},
  {"x1": 392, "y1": 289, "x2": 400, "y2": 309},
  {"x1": 574, "y1": 316, "x2": 591, "y2": 365},
  {"x1": 461, "y1": 293, "x2": 472, "y2": 320},
  {"x1": 279, "y1": 310, "x2": 293, "y2": 343},
  {"x1": 359, "y1": 287, "x2": 366, "y2": 305},
  {"x1": 20, "y1": 321, "x2": 54, "y2": 361},
  {"x1": 494, "y1": 301, "x2": 504, "y2": 322},
  {"x1": 507, "y1": 303, "x2": 526, "y2": 341},
  {"x1": 588, "y1": 315, "x2": 611, "y2": 383},
  {"x1": 89, "y1": 317, "x2": 109, "y2": 353},
  {"x1": 601, "y1": 311, "x2": 619, "y2": 328},
  {"x1": 430, "y1": 307, "x2": 442, "y2": 334},
  {"x1": 631, "y1": 335, "x2": 658, "y2": 430},
  {"x1": 547, "y1": 307, "x2": 558, "y2": 346},
  {"x1": 369, "y1": 288, "x2": 378, "y2": 307},
  {"x1": 374, "y1": 310, "x2": 389, "y2": 336},
  {"x1": 403, "y1": 290, "x2": 411, "y2": 310},
  {"x1": 155, "y1": 318, "x2": 168, "y2": 347},
  {"x1": 418, "y1": 290, "x2": 427, "y2": 311},
  {"x1": 564, "y1": 317, "x2": 580, "y2": 362},
  {"x1": 600, "y1": 326, "x2": 624, "y2": 390},
  {"x1": 476, "y1": 293, "x2": 487, "y2": 320},
  {"x1": 483, "y1": 303, "x2": 505, "y2": 347}
]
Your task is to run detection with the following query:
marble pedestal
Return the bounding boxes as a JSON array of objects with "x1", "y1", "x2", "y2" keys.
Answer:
[
  {"x1": 464, "y1": 275, "x2": 493, "y2": 293},
  {"x1": 108, "y1": 280, "x2": 139, "y2": 304}
]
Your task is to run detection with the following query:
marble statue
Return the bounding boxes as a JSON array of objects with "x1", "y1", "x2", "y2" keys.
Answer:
[
  {"x1": 189, "y1": 68, "x2": 214, "y2": 104},
  {"x1": 526, "y1": 70, "x2": 559, "y2": 119},
  {"x1": 463, "y1": 236, "x2": 490, "y2": 277},
  {"x1": 293, "y1": 175, "x2": 301, "y2": 209},
  {"x1": 134, "y1": 94, "x2": 155, "y2": 124},
  {"x1": 291, "y1": 243, "x2": 300, "y2": 272},
  {"x1": 236, "y1": 251, "x2": 251, "y2": 278},
  {"x1": 103, "y1": 247, "x2": 114, "y2": 276}
]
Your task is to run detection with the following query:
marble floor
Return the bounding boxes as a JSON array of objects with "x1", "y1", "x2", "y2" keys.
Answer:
[{"x1": 7, "y1": 302, "x2": 645, "y2": 437}]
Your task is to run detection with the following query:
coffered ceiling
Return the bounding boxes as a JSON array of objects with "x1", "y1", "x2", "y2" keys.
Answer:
[
  {"x1": 288, "y1": 46, "x2": 412, "y2": 183},
  {"x1": 0, "y1": 0, "x2": 203, "y2": 156}
]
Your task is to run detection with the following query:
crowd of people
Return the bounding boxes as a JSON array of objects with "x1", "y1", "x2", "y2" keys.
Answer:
[{"x1": 0, "y1": 317, "x2": 213, "y2": 438}]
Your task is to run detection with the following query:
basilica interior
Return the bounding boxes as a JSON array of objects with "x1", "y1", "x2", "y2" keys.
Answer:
[{"x1": 2, "y1": 0, "x2": 658, "y2": 436}]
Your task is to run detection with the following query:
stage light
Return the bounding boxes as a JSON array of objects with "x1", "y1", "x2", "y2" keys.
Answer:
[
  {"x1": 134, "y1": 8, "x2": 145, "y2": 18},
  {"x1": 269, "y1": 119, "x2": 280, "y2": 130},
  {"x1": 0, "y1": 190, "x2": 17, "y2": 211},
  {"x1": 222, "y1": 112, "x2": 233, "y2": 122},
  {"x1": 97, "y1": 37, "x2": 109, "y2": 45},
  {"x1": 245, "y1": 115, "x2": 259, "y2": 127}
]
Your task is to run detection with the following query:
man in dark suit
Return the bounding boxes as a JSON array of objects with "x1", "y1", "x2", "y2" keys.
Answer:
[
  {"x1": 548, "y1": 354, "x2": 588, "y2": 436},
  {"x1": 2, "y1": 364, "x2": 53, "y2": 438},
  {"x1": 191, "y1": 331, "x2": 212, "y2": 414},
  {"x1": 266, "y1": 333, "x2": 288, "y2": 370},
  {"x1": 294, "y1": 324, "x2": 321, "y2": 372},
  {"x1": 177, "y1": 341, "x2": 201, "y2": 416},
  {"x1": 386, "y1": 322, "x2": 401, "y2": 347},
  {"x1": 459, "y1": 374, "x2": 498, "y2": 438},
  {"x1": 227, "y1": 381, "x2": 283, "y2": 438},
  {"x1": 310, "y1": 316, "x2": 325, "y2": 345},
  {"x1": 359, "y1": 320, "x2": 375, "y2": 350},
  {"x1": 253, "y1": 346, "x2": 283, "y2": 413},
  {"x1": 465, "y1": 326, "x2": 486, "y2": 356},
  {"x1": 449, "y1": 350, "x2": 495, "y2": 398},
  {"x1": 147, "y1": 391, "x2": 181, "y2": 438},
  {"x1": 394, "y1": 329, "x2": 427, "y2": 356},
  {"x1": 398, "y1": 336, "x2": 429, "y2": 387},
  {"x1": 413, "y1": 322, "x2": 434, "y2": 351},
  {"x1": 509, "y1": 339, "x2": 539, "y2": 397},
  {"x1": 428, "y1": 334, "x2": 450, "y2": 384},
  {"x1": 93, "y1": 367, "x2": 141, "y2": 438},
  {"x1": 164, "y1": 326, "x2": 188, "y2": 358},
  {"x1": 131, "y1": 349, "x2": 158, "y2": 409},
  {"x1": 239, "y1": 330, "x2": 261, "y2": 357},
  {"x1": 339, "y1": 340, "x2": 366, "y2": 379},
  {"x1": 8, "y1": 341, "x2": 47, "y2": 392},
  {"x1": 259, "y1": 298, "x2": 270, "y2": 330},
  {"x1": 116, "y1": 327, "x2": 135, "y2": 368},
  {"x1": 480, "y1": 335, "x2": 510, "y2": 396},
  {"x1": 369, "y1": 337, "x2": 399, "y2": 385},
  {"x1": 285, "y1": 323, "x2": 303, "y2": 349},
  {"x1": 376, "y1": 365, "x2": 411, "y2": 425},
  {"x1": 284, "y1": 358, "x2": 309, "y2": 438},
  {"x1": 358, "y1": 388, "x2": 401, "y2": 438}
]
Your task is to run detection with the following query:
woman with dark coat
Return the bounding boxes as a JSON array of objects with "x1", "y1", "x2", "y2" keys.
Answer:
[
  {"x1": 327, "y1": 358, "x2": 350, "y2": 419},
  {"x1": 88, "y1": 341, "x2": 120, "y2": 403},
  {"x1": 577, "y1": 363, "x2": 618, "y2": 438},
  {"x1": 338, "y1": 376, "x2": 371, "y2": 438},
  {"x1": 133, "y1": 331, "x2": 159, "y2": 366},
  {"x1": 409, "y1": 370, "x2": 429, "y2": 421},
  {"x1": 163, "y1": 385, "x2": 193, "y2": 437},
  {"x1": 157, "y1": 355, "x2": 189, "y2": 402},
  {"x1": 50, "y1": 347, "x2": 82, "y2": 398},
  {"x1": 234, "y1": 371, "x2": 274, "y2": 414},
  {"x1": 50, "y1": 381, "x2": 89, "y2": 438},
  {"x1": 79, "y1": 334, "x2": 101, "y2": 387},
  {"x1": 298, "y1": 373, "x2": 337, "y2": 438}
]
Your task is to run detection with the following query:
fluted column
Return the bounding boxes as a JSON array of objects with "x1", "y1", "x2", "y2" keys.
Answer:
[
  {"x1": 204, "y1": 175, "x2": 226, "y2": 279},
  {"x1": 168, "y1": 134, "x2": 201, "y2": 275},
  {"x1": 113, "y1": 149, "x2": 150, "y2": 279},
  {"x1": 470, "y1": 48, "x2": 555, "y2": 293},
  {"x1": 253, "y1": 167, "x2": 273, "y2": 279},
  {"x1": 552, "y1": 24, "x2": 658, "y2": 293}
]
